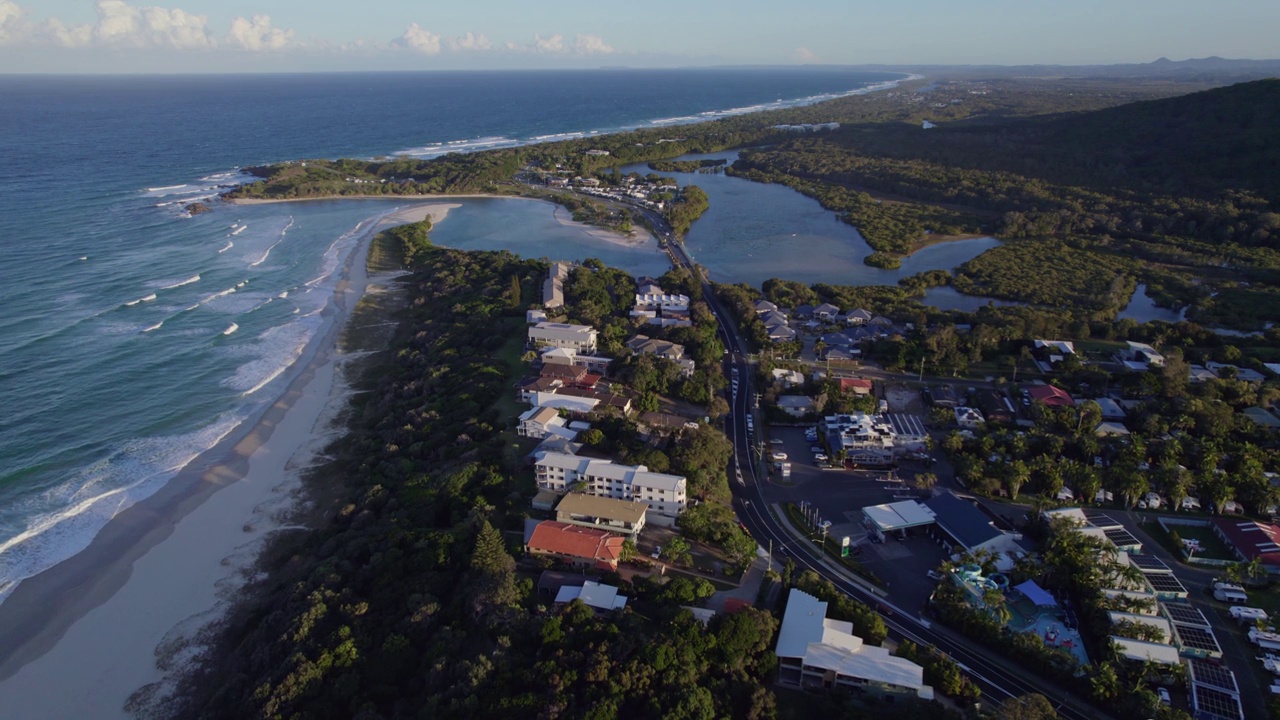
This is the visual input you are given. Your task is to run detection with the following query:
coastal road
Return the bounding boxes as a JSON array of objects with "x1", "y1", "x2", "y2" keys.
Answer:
[{"x1": 673, "y1": 246, "x2": 1110, "y2": 719}]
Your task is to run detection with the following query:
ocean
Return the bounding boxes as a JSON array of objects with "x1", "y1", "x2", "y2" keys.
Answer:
[{"x1": 0, "y1": 68, "x2": 905, "y2": 603}]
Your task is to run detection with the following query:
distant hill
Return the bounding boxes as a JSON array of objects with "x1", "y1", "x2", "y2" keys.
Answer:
[
  {"x1": 856, "y1": 78, "x2": 1280, "y2": 200},
  {"x1": 1025, "y1": 79, "x2": 1280, "y2": 199},
  {"x1": 851, "y1": 56, "x2": 1280, "y2": 82}
]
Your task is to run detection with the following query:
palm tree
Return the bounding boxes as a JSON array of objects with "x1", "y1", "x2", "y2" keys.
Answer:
[
  {"x1": 1244, "y1": 556, "x2": 1267, "y2": 586},
  {"x1": 983, "y1": 588, "x2": 1012, "y2": 626}
]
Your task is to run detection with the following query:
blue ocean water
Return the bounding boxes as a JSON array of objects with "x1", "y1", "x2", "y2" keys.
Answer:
[{"x1": 0, "y1": 68, "x2": 903, "y2": 601}]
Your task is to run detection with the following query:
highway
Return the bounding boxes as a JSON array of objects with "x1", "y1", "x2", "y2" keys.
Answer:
[{"x1": 666, "y1": 237, "x2": 1109, "y2": 720}]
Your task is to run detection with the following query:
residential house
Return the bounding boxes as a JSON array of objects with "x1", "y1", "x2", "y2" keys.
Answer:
[
  {"x1": 632, "y1": 292, "x2": 692, "y2": 327},
  {"x1": 1206, "y1": 362, "x2": 1267, "y2": 384},
  {"x1": 1032, "y1": 339, "x2": 1077, "y2": 372},
  {"x1": 924, "y1": 384, "x2": 961, "y2": 408},
  {"x1": 767, "y1": 324, "x2": 798, "y2": 342},
  {"x1": 973, "y1": 389, "x2": 1015, "y2": 424},
  {"x1": 533, "y1": 451, "x2": 687, "y2": 522},
  {"x1": 778, "y1": 395, "x2": 817, "y2": 418},
  {"x1": 518, "y1": 406, "x2": 575, "y2": 440},
  {"x1": 824, "y1": 348, "x2": 860, "y2": 362},
  {"x1": 554, "y1": 580, "x2": 628, "y2": 612},
  {"x1": 627, "y1": 335, "x2": 695, "y2": 376},
  {"x1": 527, "y1": 390, "x2": 600, "y2": 415},
  {"x1": 555, "y1": 492, "x2": 648, "y2": 538},
  {"x1": 760, "y1": 309, "x2": 789, "y2": 327},
  {"x1": 775, "y1": 588, "x2": 933, "y2": 699},
  {"x1": 772, "y1": 368, "x2": 806, "y2": 388},
  {"x1": 527, "y1": 309, "x2": 549, "y2": 324},
  {"x1": 529, "y1": 321, "x2": 598, "y2": 352},
  {"x1": 540, "y1": 362, "x2": 590, "y2": 385},
  {"x1": 792, "y1": 304, "x2": 815, "y2": 319},
  {"x1": 844, "y1": 309, "x2": 873, "y2": 325},
  {"x1": 1095, "y1": 421, "x2": 1131, "y2": 437},
  {"x1": 525, "y1": 520, "x2": 625, "y2": 570},
  {"x1": 1091, "y1": 398, "x2": 1126, "y2": 420},
  {"x1": 1115, "y1": 341, "x2": 1165, "y2": 371},
  {"x1": 638, "y1": 411, "x2": 696, "y2": 435},
  {"x1": 1028, "y1": 384, "x2": 1075, "y2": 407},
  {"x1": 813, "y1": 303, "x2": 842, "y2": 321},
  {"x1": 753, "y1": 299, "x2": 779, "y2": 314},
  {"x1": 541, "y1": 347, "x2": 612, "y2": 375},
  {"x1": 839, "y1": 378, "x2": 873, "y2": 396}
]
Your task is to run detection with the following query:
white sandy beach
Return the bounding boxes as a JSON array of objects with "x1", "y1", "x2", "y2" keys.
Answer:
[
  {"x1": 232, "y1": 193, "x2": 655, "y2": 249},
  {"x1": 0, "y1": 213, "x2": 388, "y2": 718}
]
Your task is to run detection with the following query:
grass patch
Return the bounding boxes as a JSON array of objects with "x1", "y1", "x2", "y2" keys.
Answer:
[
  {"x1": 487, "y1": 319, "x2": 533, "y2": 425},
  {"x1": 1162, "y1": 522, "x2": 1237, "y2": 561}
]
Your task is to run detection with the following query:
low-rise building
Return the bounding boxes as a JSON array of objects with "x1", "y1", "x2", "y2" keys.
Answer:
[
  {"x1": 1115, "y1": 341, "x2": 1165, "y2": 370},
  {"x1": 543, "y1": 262, "x2": 572, "y2": 309},
  {"x1": 534, "y1": 452, "x2": 687, "y2": 521},
  {"x1": 529, "y1": 321, "x2": 598, "y2": 352},
  {"x1": 555, "y1": 580, "x2": 628, "y2": 612},
  {"x1": 1028, "y1": 384, "x2": 1075, "y2": 408},
  {"x1": 555, "y1": 492, "x2": 647, "y2": 538},
  {"x1": 627, "y1": 335, "x2": 696, "y2": 376},
  {"x1": 775, "y1": 588, "x2": 933, "y2": 699},
  {"x1": 525, "y1": 520, "x2": 625, "y2": 570},
  {"x1": 778, "y1": 395, "x2": 817, "y2": 418},
  {"x1": 518, "y1": 406, "x2": 576, "y2": 440},
  {"x1": 541, "y1": 347, "x2": 612, "y2": 375},
  {"x1": 1213, "y1": 518, "x2": 1280, "y2": 575}
]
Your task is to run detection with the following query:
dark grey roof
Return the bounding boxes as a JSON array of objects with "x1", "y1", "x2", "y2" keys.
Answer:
[{"x1": 924, "y1": 492, "x2": 1002, "y2": 549}]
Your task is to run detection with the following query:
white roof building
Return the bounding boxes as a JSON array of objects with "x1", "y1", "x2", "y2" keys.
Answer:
[
  {"x1": 775, "y1": 589, "x2": 933, "y2": 699},
  {"x1": 529, "y1": 322, "x2": 598, "y2": 352},
  {"x1": 555, "y1": 580, "x2": 628, "y2": 611},
  {"x1": 533, "y1": 451, "x2": 687, "y2": 518},
  {"x1": 1110, "y1": 636, "x2": 1182, "y2": 665}
]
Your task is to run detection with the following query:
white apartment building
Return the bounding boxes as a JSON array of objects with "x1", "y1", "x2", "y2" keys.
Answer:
[
  {"x1": 529, "y1": 322, "x2": 598, "y2": 352},
  {"x1": 534, "y1": 451, "x2": 687, "y2": 520}
]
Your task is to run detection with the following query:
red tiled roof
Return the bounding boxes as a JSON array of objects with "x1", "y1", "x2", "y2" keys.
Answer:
[
  {"x1": 527, "y1": 521, "x2": 624, "y2": 569},
  {"x1": 840, "y1": 378, "x2": 873, "y2": 393},
  {"x1": 1028, "y1": 384, "x2": 1075, "y2": 407},
  {"x1": 1214, "y1": 518, "x2": 1280, "y2": 567}
]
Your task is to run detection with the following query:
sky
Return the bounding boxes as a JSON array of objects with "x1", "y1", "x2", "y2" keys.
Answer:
[{"x1": 0, "y1": 0, "x2": 1277, "y2": 73}]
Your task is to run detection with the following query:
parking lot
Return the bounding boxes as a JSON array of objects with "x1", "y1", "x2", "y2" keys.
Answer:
[{"x1": 762, "y1": 423, "x2": 951, "y2": 614}]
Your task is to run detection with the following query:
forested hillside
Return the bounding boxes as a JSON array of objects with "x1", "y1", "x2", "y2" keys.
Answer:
[{"x1": 729, "y1": 79, "x2": 1280, "y2": 326}]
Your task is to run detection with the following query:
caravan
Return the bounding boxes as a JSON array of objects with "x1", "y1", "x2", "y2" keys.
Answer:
[{"x1": 1213, "y1": 581, "x2": 1248, "y2": 603}]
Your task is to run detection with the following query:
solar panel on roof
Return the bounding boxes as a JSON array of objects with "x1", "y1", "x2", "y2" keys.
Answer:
[
  {"x1": 1145, "y1": 574, "x2": 1188, "y2": 593},
  {"x1": 1175, "y1": 623, "x2": 1222, "y2": 653},
  {"x1": 1192, "y1": 685, "x2": 1244, "y2": 720},
  {"x1": 1102, "y1": 527, "x2": 1141, "y2": 546},
  {"x1": 1188, "y1": 659, "x2": 1239, "y2": 695},
  {"x1": 1129, "y1": 555, "x2": 1170, "y2": 571},
  {"x1": 1163, "y1": 602, "x2": 1210, "y2": 626}
]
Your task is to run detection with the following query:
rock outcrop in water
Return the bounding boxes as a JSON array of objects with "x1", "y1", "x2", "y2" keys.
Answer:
[{"x1": 185, "y1": 202, "x2": 211, "y2": 215}]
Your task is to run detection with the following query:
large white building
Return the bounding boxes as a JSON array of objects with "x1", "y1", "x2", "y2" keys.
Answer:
[
  {"x1": 823, "y1": 413, "x2": 928, "y2": 463},
  {"x1": 776, "y1": 588, "x2": 933, "y2": 699},
  {"x1": 529, "y1": 322, "x2": 598, "y2": 352},
  {"x1": 534, "y1": 451, "x2": 687, "y2": 521}
]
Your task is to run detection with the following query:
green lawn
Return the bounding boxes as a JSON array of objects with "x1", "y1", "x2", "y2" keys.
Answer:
[
  {"x1": 1164, "y1": 523, "x2": 1237, "y2": 561},
  {"x1": 487, "y1": 319, "x2": 531, "y2": 424}
]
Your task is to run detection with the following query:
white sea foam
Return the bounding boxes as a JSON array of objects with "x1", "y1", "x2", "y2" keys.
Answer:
[
  {"x1": 79, "y1": 256, "x2": 88, "y2": 261},
  {"x1": 248, "y1": 218, "x2": 292, "y2": 268},
  {"x1": 0, "y1": 413, "x2": 247, "y2": 606},
  {"x1": 222, "y1": 323, "x2": 238, "y2": 336},
  {"x1": 123, "y1": 293, "x2": 158, "y2": 307},
  {"x1": 142, "y1": 321, "x2": 164, "y2": 333},
  {"x1": 154, "y1": 274, "x2": 201, "y2": 291},
  {"x1": 231, "y1": 225, "x2": 247, "y2": 236},
  {"x1": 219, "y1": 241, "x2": 233, "y2": 253},
  {"x1": 145, "y1": 184, "x2": 189, "y2": 194},
  {"x1": 221, "y1": 316, "x2": 320, "y2": 396},
  {"x1": 278, "y1": 291, "x2": 288, "y2": 299}
]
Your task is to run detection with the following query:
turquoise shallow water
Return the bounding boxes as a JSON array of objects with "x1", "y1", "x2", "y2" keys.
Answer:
[{"x1": 0, "y1": 69, "x2": 905, "y2": 602}]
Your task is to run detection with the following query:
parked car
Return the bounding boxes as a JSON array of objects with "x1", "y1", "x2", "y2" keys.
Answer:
[
  {"x1": 1157, "y1": 688, "x2": 1170, "y2": 705},
  {"x1": 651, "y1": 546, "x2": 662, "y2": 559},
  {"x1": 814, "y1": 454, "x2": 828, "y2": 462}
]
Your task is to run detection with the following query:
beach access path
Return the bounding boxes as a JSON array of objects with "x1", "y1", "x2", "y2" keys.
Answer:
[{"x1": 0, "y1": 208, "x2": 386, "y2": 718}]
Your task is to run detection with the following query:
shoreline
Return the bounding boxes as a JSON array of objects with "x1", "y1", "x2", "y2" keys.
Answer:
[
  {"x1": 0, "y1": 208, "x2": 389, "y2": 716},
  {"x1": 233, "y1": 193, "x2": 656, "y2": 248}
]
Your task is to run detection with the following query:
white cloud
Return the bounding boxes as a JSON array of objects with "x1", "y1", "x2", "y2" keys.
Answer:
[
  {"x1": 531, "y1": 33, "x2": 564, "y2": 53},
  {"x1": 226, "y1": 14, "x2": 294, "y2": 51},
  {"x1": 87, "y1": 0, "x2": 215, "y2": 49},
  {"x1": 0, "y1": 1, "x2": 296, "y2": 51},
  {"x1": 396, "y1": 23, "x2": 440, "y2": 54},
  {"x1": 791, "y1": 47, "x2": 818, "y2": 63},
  {"x1": 571, "y1": 34, "x2": 613, "y2": 55},
  {"x1": 449, "y1": 31, "x2": 491, "y2": 51},
  {"x1": 0, "y1": 0, "x2": 25, "y2": 42},
  {"x1": 528, "y1": 32, "x2": 614, "y2": 55}
]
